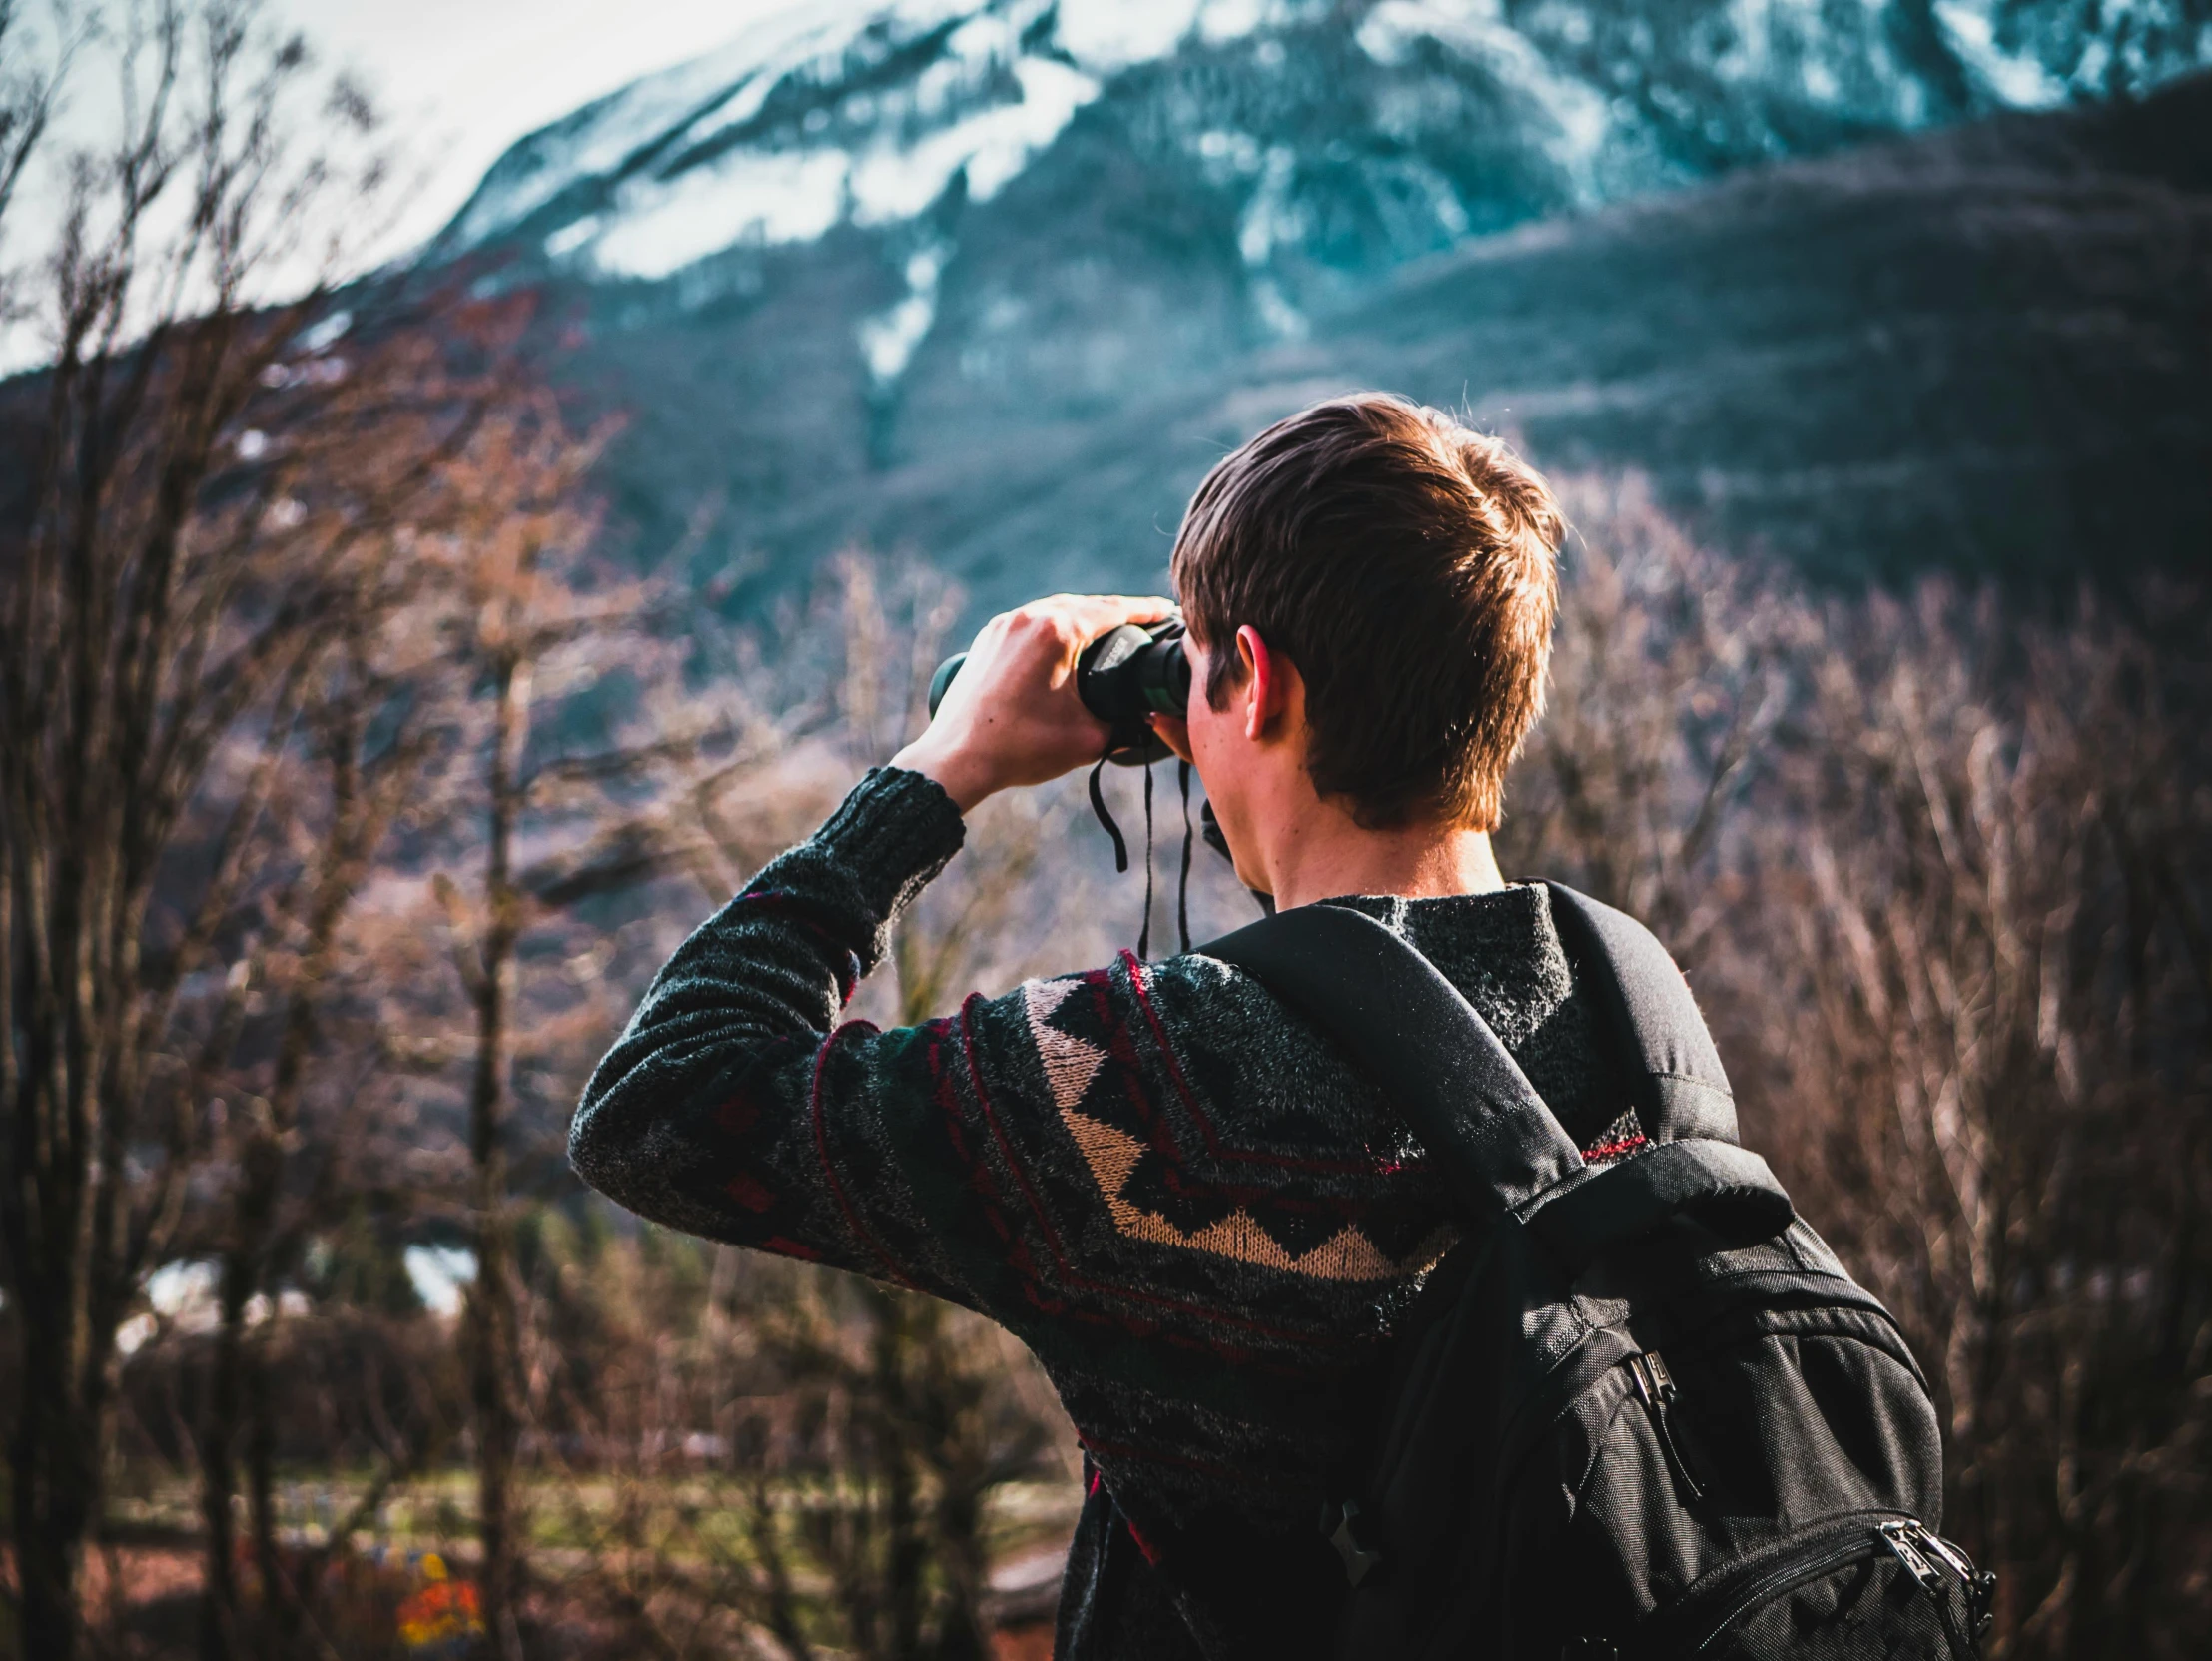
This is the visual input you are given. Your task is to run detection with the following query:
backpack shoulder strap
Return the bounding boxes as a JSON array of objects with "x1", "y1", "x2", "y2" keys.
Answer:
[
  {"x1": 1201, "y1": 897, "x2": 1793, "y2": 1263},
  {"x1": 1542, "y1": 882, "x2": 1738, "y2": 1143},
  {"x1": 1200, "y1": 904, "x2": 1582, "y2": 1220}
]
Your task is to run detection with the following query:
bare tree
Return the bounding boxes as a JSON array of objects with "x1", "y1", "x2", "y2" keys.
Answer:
[
  {"x1": 1495, "y1": 473, "x2": 1793, "y2": 955},
  {"x1": 410, "y1": 398, "x2": 620, "y2": 1660},
  {"x1": 406, "y1": 395, "x2": 828, "y2": 1656},
  {"x1": 0, "y1": 4, "x2": 505, "y2": 1653},
  {"x1": 717, "y1": 561, "x2": 1079, "y2": 1661},
  {"x1": 1742, "y1": 583, "x2": 2212, "y2": 1657},
  {"x1": 194, "y1": 560, "x2": 457, "y2": 1661},
  {"x1": 477, "y1": 557, "x2": 1086, "y2": 1661}
]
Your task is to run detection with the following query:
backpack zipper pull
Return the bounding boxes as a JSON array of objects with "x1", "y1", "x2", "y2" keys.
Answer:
[
  {"x1": 1883, "y1": 1520, "x2": 1989, "y2": 1658},
  {"x1": 1877, "y1": 1520, "x2": 1944, "y2": 1596},
  {"x1": 1908, "y1": 1524, "x2": 1972, "y2": 1583},
  {"x1": 1906, "y1": 1521, "x2": 1998, "y2": 1643},
  {"x1": 1628, "y1": 1351, "x2": 1705, "y2": 1506}
]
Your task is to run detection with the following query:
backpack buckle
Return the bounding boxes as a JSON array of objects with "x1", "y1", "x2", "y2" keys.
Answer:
[{"x1": 1320, "y1": 1499, "x2": 1387, "y2": 1587}]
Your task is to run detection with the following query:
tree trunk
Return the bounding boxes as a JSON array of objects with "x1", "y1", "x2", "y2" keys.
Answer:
[
  {"x1": 14, "y1": 1283, "x2": 96, "y2": 1661},
  {"x1": 200, "y1": 1116, "x2": 283, "y2": 1659},
  {"x1": 247, "y1": 1319, "x2": 284, "y2": 1661},
  {"x1": 864, "y1": 1288, "x2": 930, "y2": 1661},
  {"x1": 470, "y1": 1166, "x2": 524, "y2": 1661},
  {"x1": 470, "y1": 647, "x2": 528, "y2": 1661},
  {"x1": 198, "y1": 1288, "x2": 244, "y2": 1661}
]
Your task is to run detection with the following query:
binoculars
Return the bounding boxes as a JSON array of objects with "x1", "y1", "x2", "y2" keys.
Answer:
[
  {"x1": 928, "y1": 616, "x2": 1191, "y2": 765},
  {"x1": 926, "y1": 611, "x2": 1250, "y2": 936}
]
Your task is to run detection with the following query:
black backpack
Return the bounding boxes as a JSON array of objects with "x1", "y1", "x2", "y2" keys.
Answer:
[{"x1": 1204, "y1": 884, "x2": 1996, "y2": 1661}]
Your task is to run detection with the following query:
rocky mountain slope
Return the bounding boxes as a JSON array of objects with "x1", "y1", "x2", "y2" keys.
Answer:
[{"x1": 441, "y1": 0, "x2": 2212, "y2": 602}]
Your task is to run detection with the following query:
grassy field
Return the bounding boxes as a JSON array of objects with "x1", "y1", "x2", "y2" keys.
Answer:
[
  {"x1": 104, "y1": 1461, "x2": 1083, "y2": 1561},
  {"x1": 87, "y1": 1463, "x2": 1084, "y2": 1657}
]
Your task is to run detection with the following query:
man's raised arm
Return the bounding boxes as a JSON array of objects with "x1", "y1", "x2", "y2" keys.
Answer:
[
  {"x1": 567, "y1": 765, "x2": 972, "y2": 1287},
  {"x1": 568, "y1": 593, "x2": 1173, "y2": 1299}
]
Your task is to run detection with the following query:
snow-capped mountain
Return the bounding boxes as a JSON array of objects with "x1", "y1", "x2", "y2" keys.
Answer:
[
  {"x1": 452, "y1": 0, "x2": 2206, "y2": 355},
  {"x1": 433, "y1": 0, "x2": 2212, "y2": 601}
]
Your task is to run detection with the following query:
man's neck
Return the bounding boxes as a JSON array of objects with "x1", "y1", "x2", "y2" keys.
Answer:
[{"x1": 1257, "y1": 797, "x2": 1506, "y2": 911}]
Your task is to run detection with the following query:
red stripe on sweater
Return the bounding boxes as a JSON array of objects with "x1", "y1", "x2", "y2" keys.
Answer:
[
  {"x1": 928, "y1": 1019, "x2": 1065, "y2": 1314},
  {"x1": 809, "y1": 1022, "x2": 916, "y2": 1289}
]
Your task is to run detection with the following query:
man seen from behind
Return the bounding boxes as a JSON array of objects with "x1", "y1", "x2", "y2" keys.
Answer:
[{"x1": 569, "y1": 394, "x2": 1636, "y2": 1660}]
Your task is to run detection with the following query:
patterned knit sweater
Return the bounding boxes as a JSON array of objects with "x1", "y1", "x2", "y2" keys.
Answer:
[{"x1": 569, "y1": 767, "x2": 1633, "y2": 1660}]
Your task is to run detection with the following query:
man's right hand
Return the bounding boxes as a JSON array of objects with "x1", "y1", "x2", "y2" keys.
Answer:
[{"x1": 891, "y1": 593, "x2": 1174, "y2": 813}]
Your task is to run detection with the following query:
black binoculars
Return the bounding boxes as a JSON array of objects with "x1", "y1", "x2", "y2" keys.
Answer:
[
  {"x1": 927, "y1": 616, "x2": 1190, "y2": 765},
  {"x1": 927, "y1": 612, "x2": 1252, "y2": 939}
]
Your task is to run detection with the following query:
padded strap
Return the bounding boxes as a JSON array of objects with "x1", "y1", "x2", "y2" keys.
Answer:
[
  {"x1": 1203, "y1": 905, "x2": 1583, "y2": 1219},
  {"x1": 1520, "y1": 1138, "x2": 1792, "y2": 1268},
  {"x1": 1544, "y1": 883, "x2": 1738, "y2": 1142}
]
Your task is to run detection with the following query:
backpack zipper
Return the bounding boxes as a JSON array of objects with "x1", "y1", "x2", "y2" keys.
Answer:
[
  {"x1": 1647, "y1": 1512, "x2": 1990, "y2": 1658},
  {"x1": 1627, "y1": 1351, "x2": 1705, "y2": 1506},
  {"x1": 1673, "y1": 1516, "x2": 1890, "y2": 1655}
]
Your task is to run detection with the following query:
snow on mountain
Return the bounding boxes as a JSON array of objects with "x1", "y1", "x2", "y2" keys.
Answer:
[
  {"x1": 452, "y1": 0, "x2": 1222, "y2": 274},
  {"x1": 440, "y1": 0, "x2": 2211, "y2": 415},
  {"x1": 452, "y1": 0, "x2": 2205, "y2": 272}
]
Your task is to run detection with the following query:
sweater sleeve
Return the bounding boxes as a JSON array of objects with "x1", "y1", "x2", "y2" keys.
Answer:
[
  {"x1": 571, "y1": 764, "x2": 1448, "y2": 1386},
  {"x1": 568, "y1": 766, "x2": 989, "y2": 1299}
]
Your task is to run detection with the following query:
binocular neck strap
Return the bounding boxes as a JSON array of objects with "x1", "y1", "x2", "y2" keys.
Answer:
[
  {"x1": 1086, "y1": 746, "x2": 1197, "y2": 960},
  {"x1": 1138, "y1": 760, "x2": 1155, "y2": 959},
  {"x1": 1088, "y1": 746, "x2": 1129, "y2": 872},
  {"x1": 1177, "y1": 760, "x2": 1194, "y2": 956}
]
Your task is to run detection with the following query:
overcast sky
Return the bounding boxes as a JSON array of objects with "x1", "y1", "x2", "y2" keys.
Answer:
[
  {"x1": 0, "y1": 1, "x2": 790, "y2": 368},
  {"x1": 269, "y1": 0, "x2": 782, "y2": 258}
]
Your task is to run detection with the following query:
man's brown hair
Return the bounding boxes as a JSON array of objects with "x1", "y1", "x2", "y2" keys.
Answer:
[{"x1": 1170, "y1": 393, "x2": 1562, "y2": 832}]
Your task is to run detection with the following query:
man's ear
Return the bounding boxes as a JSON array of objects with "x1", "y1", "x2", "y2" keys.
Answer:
[{"x1": 1236, "y1": 626, "x2": 1288, "y2": 742}]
